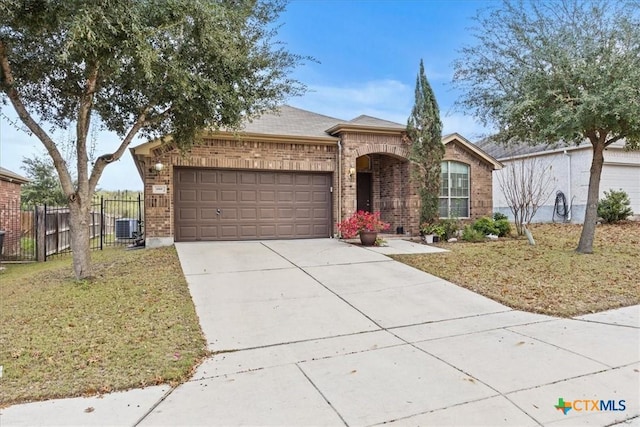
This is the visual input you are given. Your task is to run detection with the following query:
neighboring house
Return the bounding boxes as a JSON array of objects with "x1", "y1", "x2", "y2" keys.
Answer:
[
  {"x1": 0, "y1": 166, "x2": 29, "y2": 257},
  {"x1": 130, "y1": 105, "x2": 501, "y2": 246},
  {"x1": 476, "y1": 139, "x2": 640, "y2": 223}
]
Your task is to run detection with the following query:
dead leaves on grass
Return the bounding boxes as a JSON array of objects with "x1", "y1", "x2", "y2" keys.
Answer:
[{"x1": 394, "y1": 223, "x2": 640, "y2": 317}]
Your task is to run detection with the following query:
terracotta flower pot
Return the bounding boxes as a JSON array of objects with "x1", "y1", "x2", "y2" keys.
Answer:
[{"x1": 359, "y1": 231, "x2": 377, "y2": 246}]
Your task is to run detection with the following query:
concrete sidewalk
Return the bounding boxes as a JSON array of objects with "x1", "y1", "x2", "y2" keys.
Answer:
[{"x1": 2, "y1": 239, "x2": 638, "y2": 426}]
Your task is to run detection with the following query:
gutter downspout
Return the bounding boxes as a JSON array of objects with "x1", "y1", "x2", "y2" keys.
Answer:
[
  {"x1": 564, "y1": 150, "x2": 572, "y2": 221},
  {"x1": 337, "y1": 138, "x2": 342, "y2": 237}
]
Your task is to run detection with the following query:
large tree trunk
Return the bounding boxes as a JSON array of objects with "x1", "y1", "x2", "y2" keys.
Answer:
[
  {"x1": 576, "y1": 142, "x2": 605, "y2": 254},
  {"x1": 68, "y1": 199, "x2": 92, "y2": 279}
]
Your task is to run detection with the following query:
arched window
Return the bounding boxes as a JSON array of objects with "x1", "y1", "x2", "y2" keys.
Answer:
[{"x1": 439, "y1": 161, "x2": 470, "y2": 218}]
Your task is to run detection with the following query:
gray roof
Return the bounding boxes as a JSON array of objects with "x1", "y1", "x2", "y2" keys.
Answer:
[
  {"x1": 240, "y1": 105, "x2": 344, "y2": 138},
  {"x1": 348, "y1": 115, "x2": 405, "y2": 129},
  {"x1": 474, "y1": 138, "x2": 569, "y2": 160},
  {"x1": 0, "y1": 166, "x2": 28, "y2": 183},
  {"x1": 238, "y1": 105, "x2": 406, "y2": 138}
]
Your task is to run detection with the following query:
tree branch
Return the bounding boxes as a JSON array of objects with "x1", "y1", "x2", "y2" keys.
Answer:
[
  {"x1": 0, "y1": 40, "x2": 75, "y2": 197},
  {"x1": 88, "y1": 105, "x2": 156, "y2": 191}
]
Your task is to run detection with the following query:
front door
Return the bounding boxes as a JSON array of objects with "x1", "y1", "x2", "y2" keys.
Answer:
[{"x1": 356, "y1": 172, "x2": 372, "y2": 212}]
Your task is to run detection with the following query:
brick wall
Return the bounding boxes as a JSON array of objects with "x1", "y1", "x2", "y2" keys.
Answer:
[
  {"x1": 443, "y1": 140, "x2": 494, "y2": 219},
  {"x1": 338, "y1": 131, "x2": 421, "y2": 235},
  {"x1": 142, "y1": 137, "x2": 338, "y2": 239},
  {"x1": 0, "y1": 179, "x2": 23, "y2": 256}
]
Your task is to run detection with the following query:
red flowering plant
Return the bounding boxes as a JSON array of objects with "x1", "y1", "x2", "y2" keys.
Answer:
[{"x1": 337, "y1": 210, "x2": 390, "y2": 239}]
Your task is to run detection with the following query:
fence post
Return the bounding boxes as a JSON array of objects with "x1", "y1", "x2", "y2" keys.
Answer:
[
  {"x1": 36, "y1": 205, "x2": 45, "y2": 261},
  {"x1": 100, "y1": 196, "x2": 104, "y2": 250}
]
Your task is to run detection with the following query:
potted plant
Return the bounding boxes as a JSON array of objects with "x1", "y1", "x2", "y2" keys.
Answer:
[
  {"x1": 420, "y1": 222, "x2": 445, "y2": 244},
  {"x1": 337, "y1": 211, "x2": 390, "y2": 246}
]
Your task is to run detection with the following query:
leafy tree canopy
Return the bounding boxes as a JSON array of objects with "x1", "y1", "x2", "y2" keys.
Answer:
[
  {"x1": 0, "y1": 0, "x2": 307, "y2": 195},
  {"x1": 453, "y1": 0, "x2": 640, "y2": 253},
  {"x1": 454, "y1": 0, "x2": 640, "y2": 149},
  {"x1": 20, "y1": 154, "x2": 67, "y2": 207},
  {"x1": 0, "y1": 0, "x2": 307, "y2": 278}
]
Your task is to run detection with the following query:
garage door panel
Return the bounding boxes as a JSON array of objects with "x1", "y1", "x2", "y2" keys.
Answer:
[
  {"x1": 295, "y1": 208, "x2": 311, "y2": 219},
  {"x1": 260, "y1": 208, "x2": 276, "y2": 219},
  {"x1": 259, "y1": 191, "x2": 275, "y2": 202},
  {"x1": 178, "y1": 226, "x2": 197, "y2": 240},
  {"x1": 178, "y1": 189, "x2": 197, "y2": 202},
  {"x1": 220, "y1": 190, "x2": 238, "y2": 202},
  {"x1": 278, "y1": 174, "x2": 294, "y2": 185},
  {"x1": 239, "y1": 208, "x2": 257, "y2": 220},
  {"x1": 178, "y1": 208, "x2": 197, "y2": 220},
  {"x1": 296, "y1": 191, "x2": 311, "y2": 202},
  {"x1": 200, "y1": 190, "x2": 217, "y2": 202},
  {"x1": 240, "y1": 191, "x2": 257, "y2": 202},
  {"x1": 313, "y1": 191, "x2": 328, "y2": 202},
  {"x1": 200, "y1": 226, "x2": 218, "y2": 239},
  {"x1": 220, "y1": 208, "x2": 238, "y2": 220},
  {"x1": 175, "y1": 168, "x2": 331, "y2": 241},
  {"x1": 314, "y1": 208, "x2": 329, "y2": 219},
  {"x1": 259, "y1": 225, "x2": 277, "y2": 237},
  {"x1": 240, "y1": 173, "x2": 257, "y2": 184},
  {"x1": 260, "y1": 173, "x2": 275, "y2": 184},
  {"x1": 178, "y1": 170, "x2": 197, "y2": 184},
  {"x1": 201, "y1": 208, "x2": 218, "y2": 220},
  {"x1": 238, "y1": 225, "x2": 258, "y2": 238},
  {"x1": 278, "y1": 191, "x2": 294, "y2": 202},
  {"x1": 200, "y1": 171, "x2": 217, "y2": 184},
  {"x1": 219, "y1": 171, "x2": 238, "y2": 184}
]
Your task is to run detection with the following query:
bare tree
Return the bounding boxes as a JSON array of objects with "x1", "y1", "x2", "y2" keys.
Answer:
[{"x1": 497, "y1": 157, "x2": 555, "y2": 235}]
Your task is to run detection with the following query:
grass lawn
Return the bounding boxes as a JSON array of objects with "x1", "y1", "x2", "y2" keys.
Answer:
[
  {"x1": 392, "y1": 222, "x2": 640, "y2": 317},
  {"x1": 0, "y1": 246, "x2": 207, "y2": 407}
]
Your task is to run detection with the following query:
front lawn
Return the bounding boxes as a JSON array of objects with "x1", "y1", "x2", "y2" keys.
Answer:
[
  {"x1": 0, "y1": 246, "x2": 207, "y2": 407},
  {"x1": 392, "y1": 222, "x2": 640, "y2": 317}
]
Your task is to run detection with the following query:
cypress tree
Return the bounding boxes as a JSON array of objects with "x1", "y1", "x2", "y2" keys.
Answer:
[{"x1": 407, "y1": 59, "x2": 444, "y2": 225}]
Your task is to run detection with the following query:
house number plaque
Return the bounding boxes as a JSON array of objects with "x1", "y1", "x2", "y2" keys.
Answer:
[{"x1": 152, "y1": 185, "x2": 167, "y2": 194}]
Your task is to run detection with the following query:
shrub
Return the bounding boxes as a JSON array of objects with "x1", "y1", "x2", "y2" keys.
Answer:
[
  {"x1": 438, "y1": 218, "x2": 460, "y2": 240},
  {"x1": 494, "y1": 219, "x2": 512, "y2": 237},
  {"x1": 493, "y1": 212, "x2": 508, "y2": 221},
  {"x1": 472, "y1": 216, "x2": 499, "y2": 236},
  {"x1": 598, "y1": 190, "x2": 633, "y2": 223},
  {"x1": 462, "y1": 225, "x2": 485, "y2": 242}
]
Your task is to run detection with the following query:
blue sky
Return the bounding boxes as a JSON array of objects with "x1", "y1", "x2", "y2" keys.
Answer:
[{"x1": 0, "y1": 0, "x2": 492, "y2": 191}]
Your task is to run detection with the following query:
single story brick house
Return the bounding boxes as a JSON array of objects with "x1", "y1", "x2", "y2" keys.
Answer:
[
  {"x1": 130, "y1": 105, "x2": 501, "y2": 247},
  {"x1": 0, "y1": 166, "x2": 29, "y2": 257}
]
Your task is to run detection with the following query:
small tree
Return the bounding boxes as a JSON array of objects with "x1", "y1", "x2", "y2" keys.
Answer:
[
  {"x1": 407, "y1": 59, "x2": 443, "y2": 225},
  {"x1": 497, "y1": 157, "x2": 555, "y2": 235},
  {"x1": 1, "y1": 0, "x2": 307, "y2": 279},
  {"x1": 453, "y1": 0, "x2": 640, "y2": 253},
  {"x1": 20, "y1": 154, "x2": 67, "y2": 207}
]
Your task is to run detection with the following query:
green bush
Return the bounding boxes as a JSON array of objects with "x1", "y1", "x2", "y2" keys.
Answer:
[
  {"x1": 493, "y1": 212, "x2": 508, "y2": 221},
  {"x1": 598, "y1": 190, "x2": 633, "y2": 223},
  {"x1": 494, "y1": 219, "x2": 512, "y2": 237},
  {"x1": 472, "y1": 216, "x2": 499, "y2": 236},
  {"x1": 438, "y1": 218, "x2": 460, "y2": 240},
  {"x1": 462, "y1": 225, "x2": 486, "y2": 242}
]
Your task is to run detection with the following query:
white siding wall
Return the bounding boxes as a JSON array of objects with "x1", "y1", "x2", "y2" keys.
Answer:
[{"x1": 493, "y1": 146, "x2": 640, "y2": 223}]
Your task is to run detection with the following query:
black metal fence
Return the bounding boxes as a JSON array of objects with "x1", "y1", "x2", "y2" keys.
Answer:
[{"x1": 0, "y1": 193, "x2": 143, "y2": 262}]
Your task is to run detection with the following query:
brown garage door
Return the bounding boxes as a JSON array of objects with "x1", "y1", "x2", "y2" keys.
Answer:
[{"x1": 174, "y1": 168, "x2": 332, "y2": 241}]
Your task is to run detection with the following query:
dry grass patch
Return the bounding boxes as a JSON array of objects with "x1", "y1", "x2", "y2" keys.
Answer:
[
  {"x1": 392, "y1": 222, "x2": 640, "y2": 317},
  {"x1": 0, "y1": 246, "x2": 207, "y2": 407}
]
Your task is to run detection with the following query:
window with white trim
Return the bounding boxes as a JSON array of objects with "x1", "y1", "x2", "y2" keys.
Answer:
[{"x1": 439, "y1": 161, "x2": 469, "y2": 218}]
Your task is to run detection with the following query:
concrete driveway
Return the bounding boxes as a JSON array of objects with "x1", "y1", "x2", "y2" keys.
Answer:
[{"x1": 2, "y1": 239, "x2": 638, "y2": 426}]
